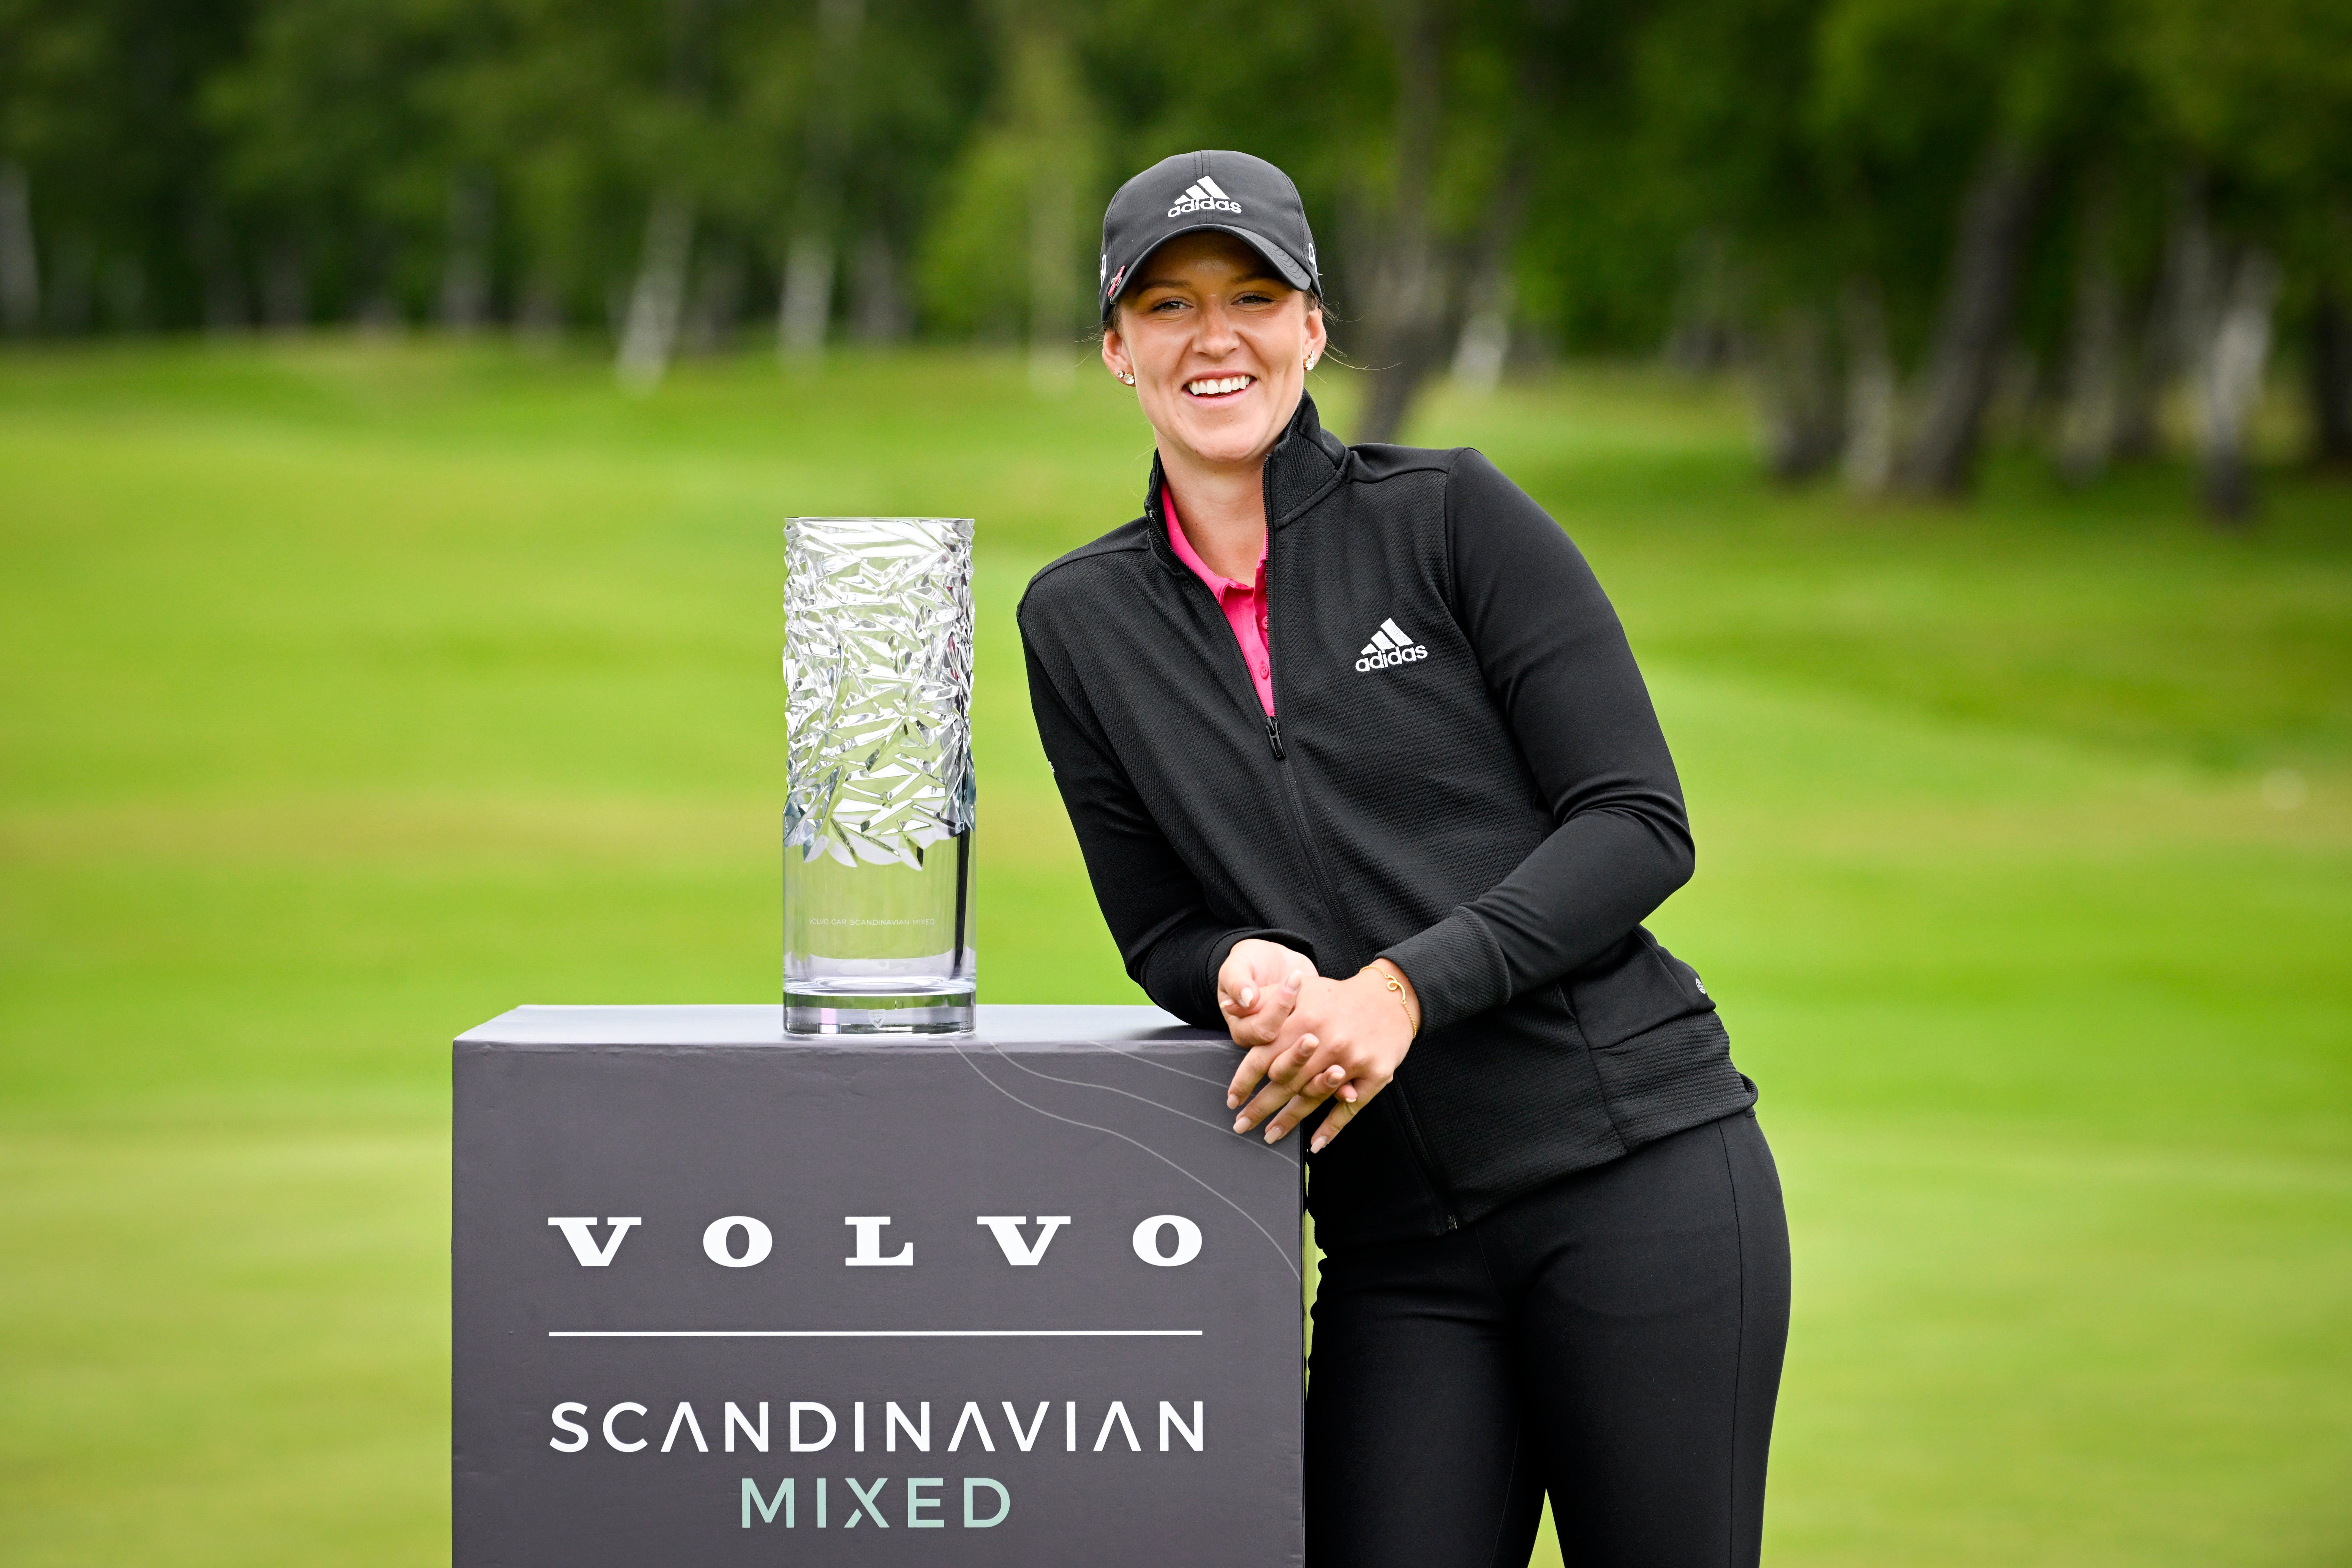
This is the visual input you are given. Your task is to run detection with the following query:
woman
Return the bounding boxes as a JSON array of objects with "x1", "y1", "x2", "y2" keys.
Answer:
[{"x1": 1018, "y1": 149, "x2": 1790, "y2": 1568}]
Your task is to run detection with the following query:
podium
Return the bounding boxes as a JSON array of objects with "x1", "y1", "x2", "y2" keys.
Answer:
[{"x1": 454, "y1": 1005, "x2": 1305, "y2": 1566}]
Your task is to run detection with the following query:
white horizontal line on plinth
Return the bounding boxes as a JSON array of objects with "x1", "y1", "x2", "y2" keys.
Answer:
[{"x1": 546, "y1": 1328, "x2": 1204, "y2": 1339}]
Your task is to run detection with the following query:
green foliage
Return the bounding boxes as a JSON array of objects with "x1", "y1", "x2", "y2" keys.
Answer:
[
  {"x1": 1, "y1": 0, "x2": 2347, "y2": 404},
  {"x1": 2125, "y1": 0, "x2": 2352, "y2": 276},
  {"x1": 0, "y1": 0, "x2": 251, "y2": 326},
  {"x1": 201, "y1": 0, "x2": 483, "y2": 311},
  {"x1": 917, "y1": 126, "x2": 1034, "y2": 338},
  {"x1": 917, "y1": 8, "x2": 1101, "y2": 342}
]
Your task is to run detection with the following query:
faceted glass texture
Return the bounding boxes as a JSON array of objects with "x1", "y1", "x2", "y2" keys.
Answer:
[{"x1": 782, "y1": 517, "x2": 975, "y2": 1033}]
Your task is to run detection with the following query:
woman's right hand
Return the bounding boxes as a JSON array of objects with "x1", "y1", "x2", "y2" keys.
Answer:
[{"x1": 1216, "y1": 939, "x2": 1312, "y2": 1052}]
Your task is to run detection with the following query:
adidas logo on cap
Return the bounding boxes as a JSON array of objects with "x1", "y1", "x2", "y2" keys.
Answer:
[
  {"x1": 1168, "y1": 175, "x2": 1243, "y2": 219},
  {"x1": 1355, "y1": 617, "x2": 1429, "y2": 673}
]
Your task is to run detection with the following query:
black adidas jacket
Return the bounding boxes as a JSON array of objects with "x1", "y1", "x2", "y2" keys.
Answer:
[{"x1": 1018, "y1": 394, "x2": 1755, "y2": 1248}]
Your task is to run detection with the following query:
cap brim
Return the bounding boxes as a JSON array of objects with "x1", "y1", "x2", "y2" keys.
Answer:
[{"x1": 1102, "y1": 223, "x2": 1316, "y2": 320}]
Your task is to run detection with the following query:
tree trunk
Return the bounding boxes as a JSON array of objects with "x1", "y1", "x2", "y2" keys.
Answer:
[
  {"x1": 1840, "y1": 276, "x2": 1898, "y2": 495},
  {"x1": 1027, "y1": 152, "x2": 1076, "y2": 390},
  {"x1": 850, "y1": 231, "x2": 908, "y2": 343},
  {"x1": 2192, "y1": 246, "x2": 2279, "y2": 523},
  {"x1": 1351, "y1": 0, "x2": 1449, "y2": 445},
  {"x1": 778, "y1": 0, "x2": 866, "y2": 364},
  {"x1": 1020, "y1": 24, "x2": 1083, "y2": 393},
  {"x1": 1665, "y1": 233, "x2": 1739, "y2": 373},
  {"x1": 679, "y1": 248, "x2": 745, "y2": 354},
  {"x1": 1451, "y1": 283, "x2": 1512, "y2": 396},
  {"x1": 0, "y1": 162, "x2": 39, "y2": 334},
  {"x1": 2115, "y1": 187, "x2": 2205, "y2": 460},
  {"x1": 353, "y1": 292, "x2": 399, "y2": 334},
  {"x1": 439, "y1": 175, "x2": 495, "y2": 333},
  {"x1": 100, "y1": 254, "x2": 149, "y2": 331},
  {"x1": 1898, "y1": 141, "x2": 2046, "y2": 495},
  {"x1": 1449, "y1": 163, "x2": 1530, "y2": 397},
  {"x1": 779, "y1": 234, "x2": 834, "y2": 360},
  {"x1": 1350, "y1": 0, "x2": 1544, "y2": 441},
  {"x1": 2311, "y1": 285, "x2": 2352, "y2": 466},
  {"x1": 2057, "y1": 193, "x2": 2123, "y2": 485},
  {"x1": 1755, "y1": 304, "x2": 1842, "y2": 481},
  {"x1": 47, "y1": 231, "x2": 93, "y2": 332},
  {"x1": 616, "y1": 191, "x2": 695, "y2": 392},
  {"x1": 261, "y1": 240, "x2": 308, "y2": 331},
  {"x1": 192, "y1": 211, "x2": 251, "y2": 334},
  {"x1": 515, "y1": 272, "x2": 564, "y2": 341},
  {"x1": 2110, "y1": 291, "x2": 2168, "y2": 461}
]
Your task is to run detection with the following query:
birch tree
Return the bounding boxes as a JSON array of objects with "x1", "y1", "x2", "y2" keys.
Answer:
[
  {"x1": 0, "y1": 161, "x2": 36, "y2": 332},
  {"x1": 2128, "y1": 0, "x2": 2352, "y2": 507}
]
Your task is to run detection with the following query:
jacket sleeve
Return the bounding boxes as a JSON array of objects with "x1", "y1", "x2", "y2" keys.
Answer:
[
  {"x1": 1020, "y1": 626, "x2": 1315, "y2": 1029},
  {"x1": 1375, "y1": 451, "x2": 1694, "y2": 1032}
]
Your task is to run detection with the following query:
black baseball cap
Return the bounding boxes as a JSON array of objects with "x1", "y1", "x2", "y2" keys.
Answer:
[{"x1": 1098, "y1": 150, "x2": 1321, "y2": 324}]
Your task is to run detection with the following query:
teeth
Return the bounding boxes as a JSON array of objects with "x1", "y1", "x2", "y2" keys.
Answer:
[{"x1": 1185, "y1": 375, "x2": 1253, "y2": 396}]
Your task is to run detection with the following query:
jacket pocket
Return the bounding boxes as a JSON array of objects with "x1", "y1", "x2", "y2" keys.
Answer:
[
  {"x1": 1583, "y1": 1010, "x2": 1755, "y2": 1148},
  {"x1": 1565, "y1": 927, "x2": 1715, "y2": 1050}
]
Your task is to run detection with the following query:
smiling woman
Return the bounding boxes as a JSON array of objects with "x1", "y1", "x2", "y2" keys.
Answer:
[
  {"x1": 1101, "y1": 231, "x2": 1325, "y2": 582},
  {"x1": 1017, "y1": 149, "x2": 1792, "y2": 1568}
]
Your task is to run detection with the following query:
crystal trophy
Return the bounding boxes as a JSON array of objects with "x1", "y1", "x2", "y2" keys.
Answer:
[{"x1": 782, "y1": 516, "x2": 976, "y2": 1034}]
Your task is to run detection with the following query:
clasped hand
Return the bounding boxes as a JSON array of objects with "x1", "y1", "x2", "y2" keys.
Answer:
[{"x1": 1216, "y1": 938, "x2": 1418, "y2": 1153}]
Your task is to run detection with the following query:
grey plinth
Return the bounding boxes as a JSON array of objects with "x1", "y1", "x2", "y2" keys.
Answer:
[{"x1": 453, "y1": 1004, "x2": 1303, "y2": 1566}]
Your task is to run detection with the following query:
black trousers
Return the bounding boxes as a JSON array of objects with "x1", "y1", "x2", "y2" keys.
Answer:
[{"x1": 1306, "y1": 1112, "x2": 1791, "y2": 1568}]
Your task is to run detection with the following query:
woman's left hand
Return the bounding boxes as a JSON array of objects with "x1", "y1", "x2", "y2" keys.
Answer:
[{"x1": 1228, "y1": 961, "x2": 1419, "y2": 1153}]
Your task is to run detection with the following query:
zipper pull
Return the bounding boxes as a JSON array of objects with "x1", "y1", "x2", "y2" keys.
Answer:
[{"x1": 1266, "y1": 714, "x2": 1285, "y2": 759}]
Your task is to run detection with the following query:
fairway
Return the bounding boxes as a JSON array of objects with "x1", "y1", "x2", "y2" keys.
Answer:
[{"x1": 2, "y1": 339, "x2": 2347, "y2": 1566}]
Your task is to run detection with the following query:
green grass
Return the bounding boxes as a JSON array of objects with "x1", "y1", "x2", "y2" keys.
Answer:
[{"x1": 2, "y1": 336, "x2": 2347, "y2": 1566}]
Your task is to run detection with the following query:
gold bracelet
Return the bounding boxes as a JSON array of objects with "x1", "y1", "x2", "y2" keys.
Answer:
[{"x1": 1370, "y1": 964, "x2": 1418, "y2": 1038}]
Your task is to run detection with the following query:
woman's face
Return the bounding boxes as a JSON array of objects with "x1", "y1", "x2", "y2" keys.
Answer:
[{"x1": 1104, "y1": 232, "x2": 1326, "y2": 471}]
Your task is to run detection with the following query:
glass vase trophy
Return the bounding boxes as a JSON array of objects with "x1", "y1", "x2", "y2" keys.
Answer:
[{"x1": 782, "y1": 517, "x2": 976, "y2": 1034}]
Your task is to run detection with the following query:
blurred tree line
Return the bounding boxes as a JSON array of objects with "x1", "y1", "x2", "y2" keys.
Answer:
[{"x1": 1, "y1": 0, "x2": 2346, "y2": 513}]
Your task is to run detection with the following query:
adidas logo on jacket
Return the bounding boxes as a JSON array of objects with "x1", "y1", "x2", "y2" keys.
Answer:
[{"x1": 1356, "y1": 618, "x2": 1428, "y2": 671}]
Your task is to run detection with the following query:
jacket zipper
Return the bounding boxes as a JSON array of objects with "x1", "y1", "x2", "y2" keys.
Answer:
[
  {"x1": 1261, "y1": 711, "x2": 1347, "y2": 923},
  {"x1": 1250, "y1": 485, "x2": 1461, "y2": 1234}
]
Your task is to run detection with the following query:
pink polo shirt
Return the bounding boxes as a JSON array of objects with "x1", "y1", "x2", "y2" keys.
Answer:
[{"x1": 1164, "y1": 491, "x2": 1275, "y2": 716}]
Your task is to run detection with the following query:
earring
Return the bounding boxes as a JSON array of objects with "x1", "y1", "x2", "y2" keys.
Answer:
[
  {"x1": 1304, "y1": 353, "x2": 1317, "y2": 371},
  {"x1": 1119, "y1": 371, "x2": 1136, "y2": 385}
]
